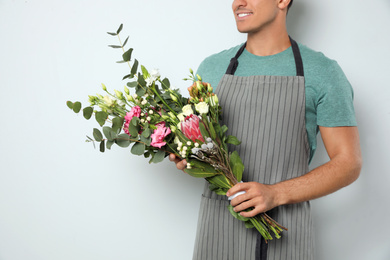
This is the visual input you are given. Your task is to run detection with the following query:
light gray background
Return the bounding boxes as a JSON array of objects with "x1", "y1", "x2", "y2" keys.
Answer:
[{"x1": 0, "y1": 0, "x2": 389, "y2": 259}]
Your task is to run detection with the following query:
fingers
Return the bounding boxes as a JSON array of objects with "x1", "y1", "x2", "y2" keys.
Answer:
[{"x1": 169, "y1": 153, "x2": 187, "y2": 170}]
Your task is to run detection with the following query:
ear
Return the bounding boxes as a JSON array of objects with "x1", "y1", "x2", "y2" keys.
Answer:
[{"x1": 277, "y1": 0, "x2": 291, "y2": 11}]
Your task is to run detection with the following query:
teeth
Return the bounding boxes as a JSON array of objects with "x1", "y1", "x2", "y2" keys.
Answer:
[{"x1": 238, "y1": 13, "x2": 251, "y2": 18}]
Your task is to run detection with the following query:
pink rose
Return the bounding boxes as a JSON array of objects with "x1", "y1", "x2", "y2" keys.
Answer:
[
  {"x1": 124, "y1": 106, "x2": 141, "y2": 135},
  {"x1": 150, "y1": 124, "x2": 171, "y2": 148},
  {"x1": 181, "y1": 114, "x2": 204, "y2": 142}
]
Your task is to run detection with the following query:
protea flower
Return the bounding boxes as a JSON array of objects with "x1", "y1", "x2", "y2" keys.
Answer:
[{"x1": 181, "y1": 114, "x2": 205, "y2": 142}]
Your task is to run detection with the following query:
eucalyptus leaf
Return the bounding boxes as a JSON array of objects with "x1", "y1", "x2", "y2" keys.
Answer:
[
  {"x1": 93, "y1": 128, "x2": 103, "y2": 142},
  {"x1": 227, "y1": 205, "x2": 249, "y2": 222},
  {"x1": 107, "y1": 32, "x2": 117, "y2": 36},
  {"x1": 103, "y1": 126, "x2": 116, "y2": 141},
  {"x1": 116, "y1": 24, "x2": 123, "y2": 34},
  {"x1": 73, "y1": 102, "x2": 82, "y2": 113},
  {"x1": 151, "y1": 150, "x2": 165, "y2": 164},
  {"x1": 95, "y1": 111, "x2": 108, "y2": 126},
  {"x1": 141, "y1": 127, "x2": 151, "y2": 138},
  {"x1": 108, "y1": 45, "x2": 122, "y2": 49},
  {"x1": 123, "y1": 36, "x2": 129, "y2": 47},
  {"x1": 131, "y1": 59, "x2": 138, "y2": 75},
  {"x1": 131, "y1": 142, "x2": 145, "y2": 155},
  {"x1": 66, "y1": 101, "x2": 73, "y2": 109},
  {"x1": 128, "y1": 123, "x2": 139, "y2": 138},
  {"x1": 112, "y1": 117, "x2": 124, "y2": 133},
  {"x1": 122, "y1": 48, "x2": 133, "y2": 62},
  {"x1": 100, "y1": 140, "x2": 105, "y2": 152},
  {"x1": 127, "y1": 81, "x2": 138, "y2": 88},
  {"x1": 122, "y1": 74, "x2": 132, "y2": 80},
  {"x1": 161, "y1": 78, "x2": 170, "y2": 90},
  {"x1": 137, "y1": 73, "x2": 146, "y2": 87},
  {"x1": 116, "y1": 134, "x2": 131, "y2": 148},
  {"x1": 106, "y1": 140, "x2": 114, "y2": 150},
  {"x1": 136, "y1": 86, "x2": 146, "y2": 97},
  {"x1": 83, "y1": 107, "x2": 93, "y2": 120},
  {"x1": 140, "y1": 135, "x2": 151, "y2": 146},
  {"x1": 130, "y1": 116, "x2": 140, "y2": 126}
]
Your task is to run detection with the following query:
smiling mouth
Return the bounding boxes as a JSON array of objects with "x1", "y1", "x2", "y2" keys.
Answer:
[{"x1": 237, "y1": 13, "x2": 252, "y2": 18}]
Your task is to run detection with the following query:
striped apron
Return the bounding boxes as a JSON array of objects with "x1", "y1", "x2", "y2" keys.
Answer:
[{"x1": 192, "y1": 38, "x2": 315, "y2": 260}]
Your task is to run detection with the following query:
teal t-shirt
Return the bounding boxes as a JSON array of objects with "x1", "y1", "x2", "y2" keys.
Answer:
[{"x1": 196, "y1": 43, "x2": 357, "y2": 163}]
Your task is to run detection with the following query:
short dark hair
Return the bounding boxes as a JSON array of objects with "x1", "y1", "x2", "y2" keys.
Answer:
[{"x1": 288, "y1": 0, "x2": 293, "y2": 11}]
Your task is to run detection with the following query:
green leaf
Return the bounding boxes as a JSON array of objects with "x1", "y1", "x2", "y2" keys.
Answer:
[
  {"x1": 141, "y1": 65, "x2": 149, "y2": 78},
  {"x1": 127, "y1": 81, "x2": 138, "y2": 88},
  {"x1": 226, "y1": 135, "x2": 241, "y2": 145},
  {"x1": 151, "y1": 150, "x2": 165, "y2": 163},
  {"x1": 128, "y1": 123, "x2": 139, "y2": 138},
  {"x1": 83, "y1": 107, "x2": 93, "y2": 120},
  {"x1": 116, "y1": 134, "x2": 132, "y2": 148},
  {"x1": 112, "y1": 117, "x2": 124, "y2": 133},
  {"x1": 131, "y1": 142, "x2": 145, "y2": 155},
  {"x1": 244, "y1": 220, "x2": 255, "y2": 229},
  {"x1": 131, "y1": 59, "x2": 138, "y2": 75},
  {"x1": 123, "y1": 74, "x2": 132, "y2": 80},
  {"x1": 183, "y1": 159, "x2": 219, "y2": 178},
  {"x1": 161, "y1": 78, "x2": 170, "y2": 90},
  {"x1": 130, "y1": 116, "x2": 140, "y2": 126},
  {"x1": 137, "y1": 73, "x2": 146, "y2": 87},
  {"x1": 95, "y1": 111, "x2": 108, "y2": 126},
  {"x1": 93, "y1": 128, "x2": 103, "y2": 142},
  {"x1": 116, "y1": 24, "x2": 123, "y2": 34},
  {"x1": 122, "y1": 48, "x2": 133, "y2": 62},
  {"x1": 108, "y1": 45, "x2": 122, "y2": 48},
  {"x1": 227, "y1": 205, "x2": 249, "y2": 222},
  {"x1": 100, "y1": 140, "x2": 105, "y2": 152},
  {"x1": 140, "y1": 135, "x2": 151, "y2": 146},
  {"x1": 141, "y1": 127, "x2": 151, "y2": 138},
  {"x1": 136, "y1": 86, "x2": 146, "y2": 97},
  {"x1": 123, "y1": 36, "x2": 129, "y2": 47},
  {"x1": 221, "y1": 125, "x2": 228, "y2": 135},
  {"x1": 103, "y1": 126, "x2": 116, "y2": 141},
  {"x1": 107, "y1": 32, "x2": 117, "y2": 36},
  {"x1": 73, "y1": 102, "x2": 82, "y2": 113},
  {"x1": 198, "y1": 121, "x2": 209, "y2": 140},
  {"x1": 66, "y1": 101, "x2": 73, "y2": 109},
  {"x1": 106, "y1": 140, "x2": 114, "y2": 150},
  {"x1": 229, "y1": 151, "x2": 244, "y2": 182},
  {"x1": 206, "y1": 175, "x2": 232, "y2": 189},
  {"x1": 208, "y1": 121, "x2": 217, "y2": 140}
]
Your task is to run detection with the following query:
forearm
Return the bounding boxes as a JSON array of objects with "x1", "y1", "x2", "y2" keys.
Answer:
[{"x1": 273, "y1": 152, "x2": 362, "y2": 206}]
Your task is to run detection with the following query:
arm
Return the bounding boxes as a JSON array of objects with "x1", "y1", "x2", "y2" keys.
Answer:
[{"x1": 228, "y1": 126, "x2": 362, "y2": 217}]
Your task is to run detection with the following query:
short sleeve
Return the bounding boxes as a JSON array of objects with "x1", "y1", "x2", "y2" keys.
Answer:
[{"x1": 316, "y1": 61, "x2": 357, "y2": 127}]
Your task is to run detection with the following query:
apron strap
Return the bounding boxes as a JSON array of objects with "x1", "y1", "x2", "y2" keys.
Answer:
[{"x1": 225, "y1": 36, "x2": 304, "y2": 77}]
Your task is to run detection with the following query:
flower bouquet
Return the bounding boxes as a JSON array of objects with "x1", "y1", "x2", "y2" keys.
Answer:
[{"x1": 67, "y1": 24, "x2": 286, "y2": 241}]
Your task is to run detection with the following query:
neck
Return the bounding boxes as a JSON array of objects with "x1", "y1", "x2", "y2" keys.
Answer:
[{"x1": 246, "y1": 19, "x2": 291, "y2": 56}]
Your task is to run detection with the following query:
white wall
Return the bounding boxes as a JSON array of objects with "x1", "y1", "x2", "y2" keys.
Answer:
[{"x1": 0, "y1": 0, "x2": 389, "y2": 259}]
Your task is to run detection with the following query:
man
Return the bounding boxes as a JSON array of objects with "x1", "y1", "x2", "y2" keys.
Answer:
[{"x1": 169, "y1": 0, "x2": 362, "y2": 259}]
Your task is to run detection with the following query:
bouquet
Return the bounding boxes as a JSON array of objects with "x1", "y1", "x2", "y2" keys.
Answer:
[{"x1": 67, "y1": 24, "x2": 286, "y2": 242}]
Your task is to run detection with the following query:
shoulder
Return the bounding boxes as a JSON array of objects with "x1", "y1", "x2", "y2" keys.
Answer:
[{"x1": 196, "y1": 44, "x2": 243, "y2": 88}]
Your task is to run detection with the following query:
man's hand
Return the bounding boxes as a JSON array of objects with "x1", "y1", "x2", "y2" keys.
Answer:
[
  {"x1": 169, "y1": 154, "x2": 187, "y2": 171},
  {"x1": 227, "y1": 182, "x2": 281, "y2": 218}
]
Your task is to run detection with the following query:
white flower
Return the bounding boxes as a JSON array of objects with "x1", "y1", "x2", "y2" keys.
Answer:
[
  {"x1": 183, "y1": 146, "x2": 188, "y2": 150},
  {"x1": 149, "y1": 110, "x2": 154, "y2": 114},
  {"x1": 150, "y1": 69, "x2": 161, "y2": 80},
  {"x1": 182, "y1": 104, "x2": 194, "y2": 116},
  {"x1": 133, "y1": 94, "x2": 138, "y2": 99},
  {"x1": 141, "y1": 119, "x2": 145, "y2": 123},
  {"x1": 194, "y1": 143, "x2": 199, "y2": 147},
  {"x1": 146, "y1": 116, "x2": 151, "y2": 121},
  {"x1": 103, "y1": 95, "x2": 115, "y2": 107},
  {"x1": 141, "y1": 100, "x2": 147, "y2": 105},
  {"x1": 144, "y1": 93, "x2": 149, "y2": 98},
  {"x1": 206, "y1": 137, "x2": 212, "y2": 143},
  {"x1": 201, "y1": 144, "x2": 208, "y2": 150},
  {"x1": 207, "y1": 143, "x2": 214, "y2": 149},
  {"x1": 178, "y1": 142, "x2": 183, "y2": 148},
  {"x1": 145, "y1": 77, "x2": 154, "y2": 87},
  {"x1": 191, "y1": 148, "x2": 200, "y2": 154},
  {"x1": 195, "y1": 102, "x2": 209, "y2": 114},
  {"x1": 177, "y1": 113, "x2": 185, "y2": 122},
  {"x1": 141, "y1": 113, "x2": 145, "y2": 117},
  {"x1": 186, "y1": 141, "x2": 192, "y2": 146},
  {"x1": 187, "y1": 164, "x2": 192, "y2": 169},
  {"x1": 174, "y1": 136, "x2": 180, "y2": 144}
]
